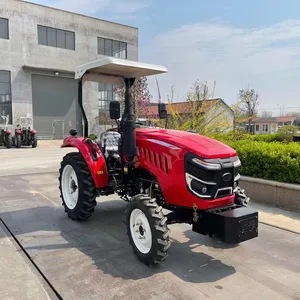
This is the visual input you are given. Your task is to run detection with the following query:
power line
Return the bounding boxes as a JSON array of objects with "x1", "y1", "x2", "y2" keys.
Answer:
[{"x1": 256, "y1": 106, "x2": 300, "y2": 111}]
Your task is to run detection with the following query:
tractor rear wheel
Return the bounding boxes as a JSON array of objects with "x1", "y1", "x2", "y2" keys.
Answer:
[
  {"x1": 32, "y1": 134, "x2": 37, "y2": 148},
  {"x1": 15, "y1": 134, "x2": 21, "y2": 148},
  {"x1": 5, "y1": 134, "x2": 12, "y2": 149},
  {"x1": 125, "y1": 194, "x2": 171, "y2": 266},
  {"x1": 59, "y1": 152, "x2": 97, "y2": 221}
]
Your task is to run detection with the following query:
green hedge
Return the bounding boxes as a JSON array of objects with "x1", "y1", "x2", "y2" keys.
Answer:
[
  {"x1": 221, "y1": 140, "x2": 300, "y2": 184},
  {"x1": 210, "y1": 126, "x2": 300, "y2": 144},
  {"x1": 247, "y1": 134, "x2": 279, "y2": 143}
]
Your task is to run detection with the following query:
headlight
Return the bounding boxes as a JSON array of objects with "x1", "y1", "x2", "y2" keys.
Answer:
[
  {"x1": 233, "y1": 158, "x2": 241, "y2": 168},
  {"x1": 192, "y1": 158, "x2": 221, "y2": 170},
  {"x1": 185, "y1": 173, "x2": 213, "y2": 199}
]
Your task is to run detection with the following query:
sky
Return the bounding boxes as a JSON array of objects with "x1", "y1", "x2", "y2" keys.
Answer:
[{"x1": 29, "y1": 0, "x2": 300, "y2": 116}]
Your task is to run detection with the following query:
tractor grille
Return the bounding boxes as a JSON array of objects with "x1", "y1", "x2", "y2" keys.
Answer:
[{"x1": 184, "y1": 152, "x2": 240, "y2": 199}]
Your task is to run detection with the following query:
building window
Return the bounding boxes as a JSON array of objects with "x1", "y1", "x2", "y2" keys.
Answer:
[
  {"x1": 262, "y1": 124, "x2": 268, "y2": 132},
  {"x1": 0, "y1": 18, "x2": 9, "y2": 40},
  {"x1": 98, "y1": 83, "x2": 123, "y2": 125},
  {"x1": 98, "y1": 37, "x2": 127, "y2": 58},
  {"x1": 0, "y1": 70, "x2": 12, "y2": 124},
  {"x1": 255, "y1": 124, "x2": 259, "y2": 131},
  {"x1": 37, "y1": 25, "x2": 75, "y2": 50}
]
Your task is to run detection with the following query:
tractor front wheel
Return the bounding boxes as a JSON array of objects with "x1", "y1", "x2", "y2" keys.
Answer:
[
  {"x1": 125, "y1": 194, "x2": 171, "y2": 266},
  {"x1": 59, "y1": 152, "x2": 97, "y2": 221}
]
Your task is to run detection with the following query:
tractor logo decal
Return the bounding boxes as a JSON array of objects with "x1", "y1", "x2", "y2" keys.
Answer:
[{"x1": 222, "y1": 172, "x2": 232, "y2": 182}]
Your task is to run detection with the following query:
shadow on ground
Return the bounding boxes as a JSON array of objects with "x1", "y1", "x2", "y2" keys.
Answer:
[{"x1": 0, "y1": 200, "x2": 236, "y2": 284}]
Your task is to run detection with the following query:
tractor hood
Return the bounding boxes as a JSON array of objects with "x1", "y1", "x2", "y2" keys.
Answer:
[{"x1": 136, "y1": 128, "x2": 237, "y2": 159}]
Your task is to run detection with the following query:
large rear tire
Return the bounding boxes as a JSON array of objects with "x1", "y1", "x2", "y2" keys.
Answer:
[
  {"x1": 32, "y1": 134, "x2": 37, "y2": 148},
  {"x1": 5, "y1": 134, "x2": 12, "y2": 149},
  {"x1": 15, "y1": 134, "x2": 21, "y2": 148},
  {"x1": 125, "y1": 194, "x2": 171, "y2": 266},
  {"x1": 59, "y1": 152, "x2": 97, "y2": 221}
]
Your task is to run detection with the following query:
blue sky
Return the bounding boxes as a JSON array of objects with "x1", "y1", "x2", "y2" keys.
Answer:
[{"x1": 30, "y1": 0, "x2": 300, "y2": 116}]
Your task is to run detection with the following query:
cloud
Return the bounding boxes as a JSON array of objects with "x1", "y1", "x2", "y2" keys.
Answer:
[
  {"x1": 30, "y1": 0, "x2": 151, "y2": 19},
  {"x1": 142, "y1": 20, "x2": 300, "y2": 113}
]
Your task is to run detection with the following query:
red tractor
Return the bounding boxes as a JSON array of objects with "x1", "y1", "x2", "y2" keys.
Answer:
[
  {"x1": 0, "y1": 116, "x2": 13, "y2": 148},
  {"x1": 59, "y1": 58, "x2": 258, "y2": 266},
  {"x1": 14, "y1": 117, "x2": 37, "y2": 148}
]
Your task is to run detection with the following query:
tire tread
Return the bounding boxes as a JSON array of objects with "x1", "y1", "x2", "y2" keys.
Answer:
[
  {"x1": 58, "y1": 152, "x2": 97, "y2": 221},
  {"x1": 125, "y1": 194, "x2": 171, "y2": 266}
]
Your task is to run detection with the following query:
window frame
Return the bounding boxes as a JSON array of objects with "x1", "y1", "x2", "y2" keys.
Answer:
[
  {"x1": 262, "y1": 124, "x2": 268, "y2": 132},
  {"x1": 98, "y1": 82, "x2": 123, "y2": 125},
  {"x1": 37, "y1": 25, "x2": 75, "y2": 51},
  {"x1": 0, "y1": 17, "x2": 9, "y2": 40},
  {"x1": 97, "y1": 37, "x2": 127, "y2": 59},
  {"x1": 0, "y1": 70, "x2": 12, "y2": 124}
]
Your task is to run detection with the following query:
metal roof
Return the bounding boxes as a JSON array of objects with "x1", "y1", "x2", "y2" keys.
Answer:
[{"x1": 75, "y1": 57, "x2": 168, "y2": 83}]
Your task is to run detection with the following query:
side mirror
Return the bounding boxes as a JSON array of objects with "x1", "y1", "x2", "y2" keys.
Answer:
[
  {"x1": 109, "y1": 101, "x2": 120, "y2": 120},
  {"x1": 158, "y1": 103, "x2": 167, "y2": 119}
]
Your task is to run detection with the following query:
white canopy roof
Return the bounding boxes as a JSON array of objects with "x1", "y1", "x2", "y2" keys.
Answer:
[{"x1": 75, "y1": 57, "x2": 168, "y2": 84}]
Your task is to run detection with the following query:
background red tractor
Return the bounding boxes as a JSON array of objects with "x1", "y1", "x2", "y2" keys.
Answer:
[
  {"x1": 0, "y1": 116, "x2": 13, "y2": 148},
  {"x1": 14, "y1": 117, "x2": 37, "y2": 148},
  {"x1": 59, "y1": 57, "x2": 258, "y2": 266}
]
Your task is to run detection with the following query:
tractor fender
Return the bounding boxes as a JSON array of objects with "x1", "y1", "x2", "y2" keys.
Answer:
[
  {"x1": 31, "y1": 129, "x2": 37, "y2": 134},
  {"x1": 61, "y1": 136, "x2": 108, "y2": 189},
  {"x1": 5, "y1": 129, "x2": 11, "y2": 134},
  {"x1": 15, "y1": 129, "x2": 22, "y2": 135}
]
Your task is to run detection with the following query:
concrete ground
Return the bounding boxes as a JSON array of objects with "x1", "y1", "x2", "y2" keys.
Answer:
[
  {"x1": 0, "y1": 144, "x2": 300, "y2": 300},
  {"x1": 0, "y1": 222, "x2": 53, "y2": 300}
]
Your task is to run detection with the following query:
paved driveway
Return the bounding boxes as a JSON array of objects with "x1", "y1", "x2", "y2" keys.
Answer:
[{"x1": 0, "y1": 145, "x2": 300, "y2": 300}]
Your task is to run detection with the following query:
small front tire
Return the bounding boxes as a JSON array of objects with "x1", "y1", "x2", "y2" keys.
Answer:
[
  {"x1": 125, "y1": 194, "x2": 171, "y2": 266},
  {"x1": 59, "y1": 152, "x2": 97, "y2": 221}
]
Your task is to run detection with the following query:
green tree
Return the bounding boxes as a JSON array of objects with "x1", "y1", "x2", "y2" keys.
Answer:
[
  {"x1": 114, "y1": 76, "x2": 152, "y2": 118},
  {"x1": 236, "y1": 88, "x2": 260, "y2": 133},
  {"x1": 150, "y1": 80, "x2": 241, "y2": 135}
]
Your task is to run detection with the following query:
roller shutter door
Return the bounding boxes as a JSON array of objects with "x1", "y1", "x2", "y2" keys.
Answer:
[{"x1": 32, "y1": 74, "x2": 82, "y2": 139}]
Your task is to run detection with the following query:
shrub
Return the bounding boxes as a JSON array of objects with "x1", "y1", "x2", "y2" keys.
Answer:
[
  {"x1": 276, "y1": 125, "x2": 299, "y2": 142},
  {"x1": 211, "y1": 129, "x2": 300, "y2": 144},
  {"x1": 247, "y1": 134, "x2": 279, "y2": 143},
  {"x1": 209, "y1": 129, "x2": 251, "y2": 142},
  {"x1": 88, "y1": 133, "x2": 97, "y2": 141},
  {"x1": 222, "y1": 140, "x2": 300, "y2": 184}
]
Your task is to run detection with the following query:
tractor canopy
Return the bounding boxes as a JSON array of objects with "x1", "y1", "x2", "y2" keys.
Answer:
[
  {"x1": 75, "y1": 57, "x2": 168, "y2": 140},
  {"x1": 75, "y1": 57, "x2": 168, "y2": 160},
  {"x1": 75, "y1": 57, "x2": 168, "y2": 84}
]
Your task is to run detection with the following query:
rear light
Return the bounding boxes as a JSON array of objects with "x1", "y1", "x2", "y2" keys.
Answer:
[{"x1": 192, "y1": 158, "x2": 221, "y2": 170}]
